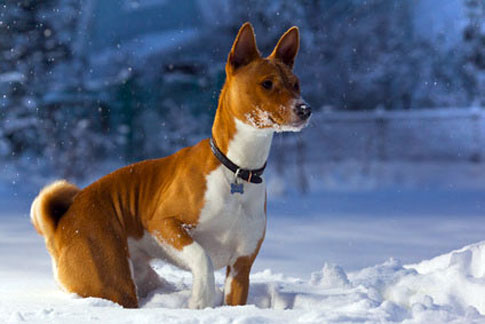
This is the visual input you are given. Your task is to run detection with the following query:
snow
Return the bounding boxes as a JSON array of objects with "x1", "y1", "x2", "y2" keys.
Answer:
[
  {"x1": 2, "y1": 0, "x2": 484, "y2": 321},
  {"x1": 1, "y1": 180, "x2": 485, "y2": 323}
]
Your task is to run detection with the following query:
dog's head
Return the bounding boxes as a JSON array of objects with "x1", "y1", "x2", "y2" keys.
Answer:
[{"x1": 224, "y1": 22, "x2": 311, "y2": 132}]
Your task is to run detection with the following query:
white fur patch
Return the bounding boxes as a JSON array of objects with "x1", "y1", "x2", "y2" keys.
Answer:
[
  {"x1": 223, "y1": 267, "x2": 239, "y2": 305},
  {"x1": 128, "y1": 233, "x2": 215, "y2": 308},
  {"x1": 226, "y1": 119, "x2": 274, "y2": 169},
  {"x1": 29, "y1": 196, "x2": 38, "y2": 224},
  {"x1": 180, "y1": 242, "x2": 215, "y2": 309},
  {"x1": 194, "y1": 165, "x2": 267, "y2": 270},
  {"x1": 126, "y1": 116, "x2": 272, "y2": 308},
  {"x1": 194, "y1": 117, "x2": 268, "y2": 271},
  {"x1": 245, "y1": 98, "x2": 310, "y2": 133},
  {"x1": 245, "y1": 107, "x2": 277, "y2": 129}
]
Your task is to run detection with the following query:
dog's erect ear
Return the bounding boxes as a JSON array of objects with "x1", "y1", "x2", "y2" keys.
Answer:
[
  {"x1": 227, "y1": 22, "x2": 260, "y2": 71},
  {"x1": 269, "y1": 26, "x2": 300, "y2": 69}
]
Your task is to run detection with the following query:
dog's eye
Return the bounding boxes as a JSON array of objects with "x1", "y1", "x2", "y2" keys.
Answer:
[
  {"x1": 293, "y1": 81, "x2": 300, "y2": 92},
  {"x1": 261, "y1": 80, "x2": 273, "y2": 90}
]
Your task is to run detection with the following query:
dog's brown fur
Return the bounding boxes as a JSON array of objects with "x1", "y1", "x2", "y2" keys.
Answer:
[{"x1": 31, "y1": 22, "x2": 306, "y2": 308}]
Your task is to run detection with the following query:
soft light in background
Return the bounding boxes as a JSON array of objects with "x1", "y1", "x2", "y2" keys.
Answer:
[{"x1": 1, "y1": 1, "x2": 485, "y2": 323}]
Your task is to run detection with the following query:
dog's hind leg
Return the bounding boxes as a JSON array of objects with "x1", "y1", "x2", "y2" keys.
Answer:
[{"x1": 55, "y1": 226, "x2": 139, "y2": 308}]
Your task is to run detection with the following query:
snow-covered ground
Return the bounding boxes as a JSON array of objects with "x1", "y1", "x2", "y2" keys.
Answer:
[{"x1": 1, "y1": 161, "x2": 485, "y2": 323}]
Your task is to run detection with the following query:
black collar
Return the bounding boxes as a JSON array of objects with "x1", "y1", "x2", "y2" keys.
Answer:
[{"x1": 209, "y1": 137, "x2": 266, "y2": 184}]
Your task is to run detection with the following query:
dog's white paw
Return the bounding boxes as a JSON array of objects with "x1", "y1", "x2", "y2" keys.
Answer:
[{"x1": 188, "y1": 286, "x2": 215, "y2": 309}]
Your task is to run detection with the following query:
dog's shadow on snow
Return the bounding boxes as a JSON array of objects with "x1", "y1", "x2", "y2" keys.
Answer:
[
  {"x1": 139, "y1": 282, "x2": 302, "y2": 310},
  {"x1": 138, "y1": 261, "x2": 353, "y2": 310}
]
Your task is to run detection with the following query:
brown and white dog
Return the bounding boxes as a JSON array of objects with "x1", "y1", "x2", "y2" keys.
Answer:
[{"x1": 31, "y1": 22, "x2": 311, "y2": 309}]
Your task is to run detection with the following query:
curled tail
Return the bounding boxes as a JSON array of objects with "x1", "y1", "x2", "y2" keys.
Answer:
[{"x1": 31, "y1": 180, "x2": 80, "y2": 238}]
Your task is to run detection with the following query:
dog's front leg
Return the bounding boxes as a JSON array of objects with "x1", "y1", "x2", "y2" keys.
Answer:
[
  {"x1": 224, "y1": 256, "x2": 253, "y2": 306},
  {"x1": 182, "y1": 241, "x2": 215, "y2": 309},
  {"x1": 153, "y1": 218, "x2": 215, "y2": 309}
]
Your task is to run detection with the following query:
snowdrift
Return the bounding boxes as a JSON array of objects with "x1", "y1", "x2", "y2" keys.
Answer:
[{"x1": 3, "y1": 241, "x2": 485, "y2": 323}]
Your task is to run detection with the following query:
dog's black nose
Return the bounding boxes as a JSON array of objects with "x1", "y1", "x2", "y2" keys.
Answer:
[{"x1": 295, "y1": 103, "x2": 311, "y2": 120}]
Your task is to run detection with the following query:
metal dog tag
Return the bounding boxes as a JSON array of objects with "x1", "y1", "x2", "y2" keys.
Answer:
[
  {"x1": 231, "y1": 182, "x2": 244, "y2": 194},
  {"x1": 231, "y1": 169, "x2": 244, "y2": 194}
]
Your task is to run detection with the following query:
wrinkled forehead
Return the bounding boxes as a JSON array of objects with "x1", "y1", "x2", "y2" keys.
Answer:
[{"x1": 248, "y1": 58, "x2": 297, "y2": 82}]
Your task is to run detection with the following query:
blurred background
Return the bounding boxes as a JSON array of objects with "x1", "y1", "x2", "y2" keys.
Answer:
[
  {"x1": 2, "y1": 0, "x2": 485, "y2": 275},
  {"x1": 0, "y1": 0, "x2": 485, "y2": 194}
]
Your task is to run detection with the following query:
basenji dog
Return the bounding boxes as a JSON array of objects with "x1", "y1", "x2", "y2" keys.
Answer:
[{"x1": 31, "y1": 22, "x2": 311, "y2": 309}]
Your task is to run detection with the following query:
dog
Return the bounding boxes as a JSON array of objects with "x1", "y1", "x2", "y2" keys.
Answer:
[{"x1": 31, "y1": 22, "x2": 311, "y2": 309}]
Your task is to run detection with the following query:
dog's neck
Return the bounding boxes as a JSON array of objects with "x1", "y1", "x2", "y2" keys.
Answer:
[
  {"x1": 227, "y1": 118, "x2": 273, "y2": 169},
  {"x1": 212, "y1": 90, "x2": 274, "y2": 170}
]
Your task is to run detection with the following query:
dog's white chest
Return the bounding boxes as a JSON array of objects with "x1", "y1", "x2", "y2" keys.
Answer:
[{"x1": 193, "y1": 166, "x2": 266, "y2": 270}]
